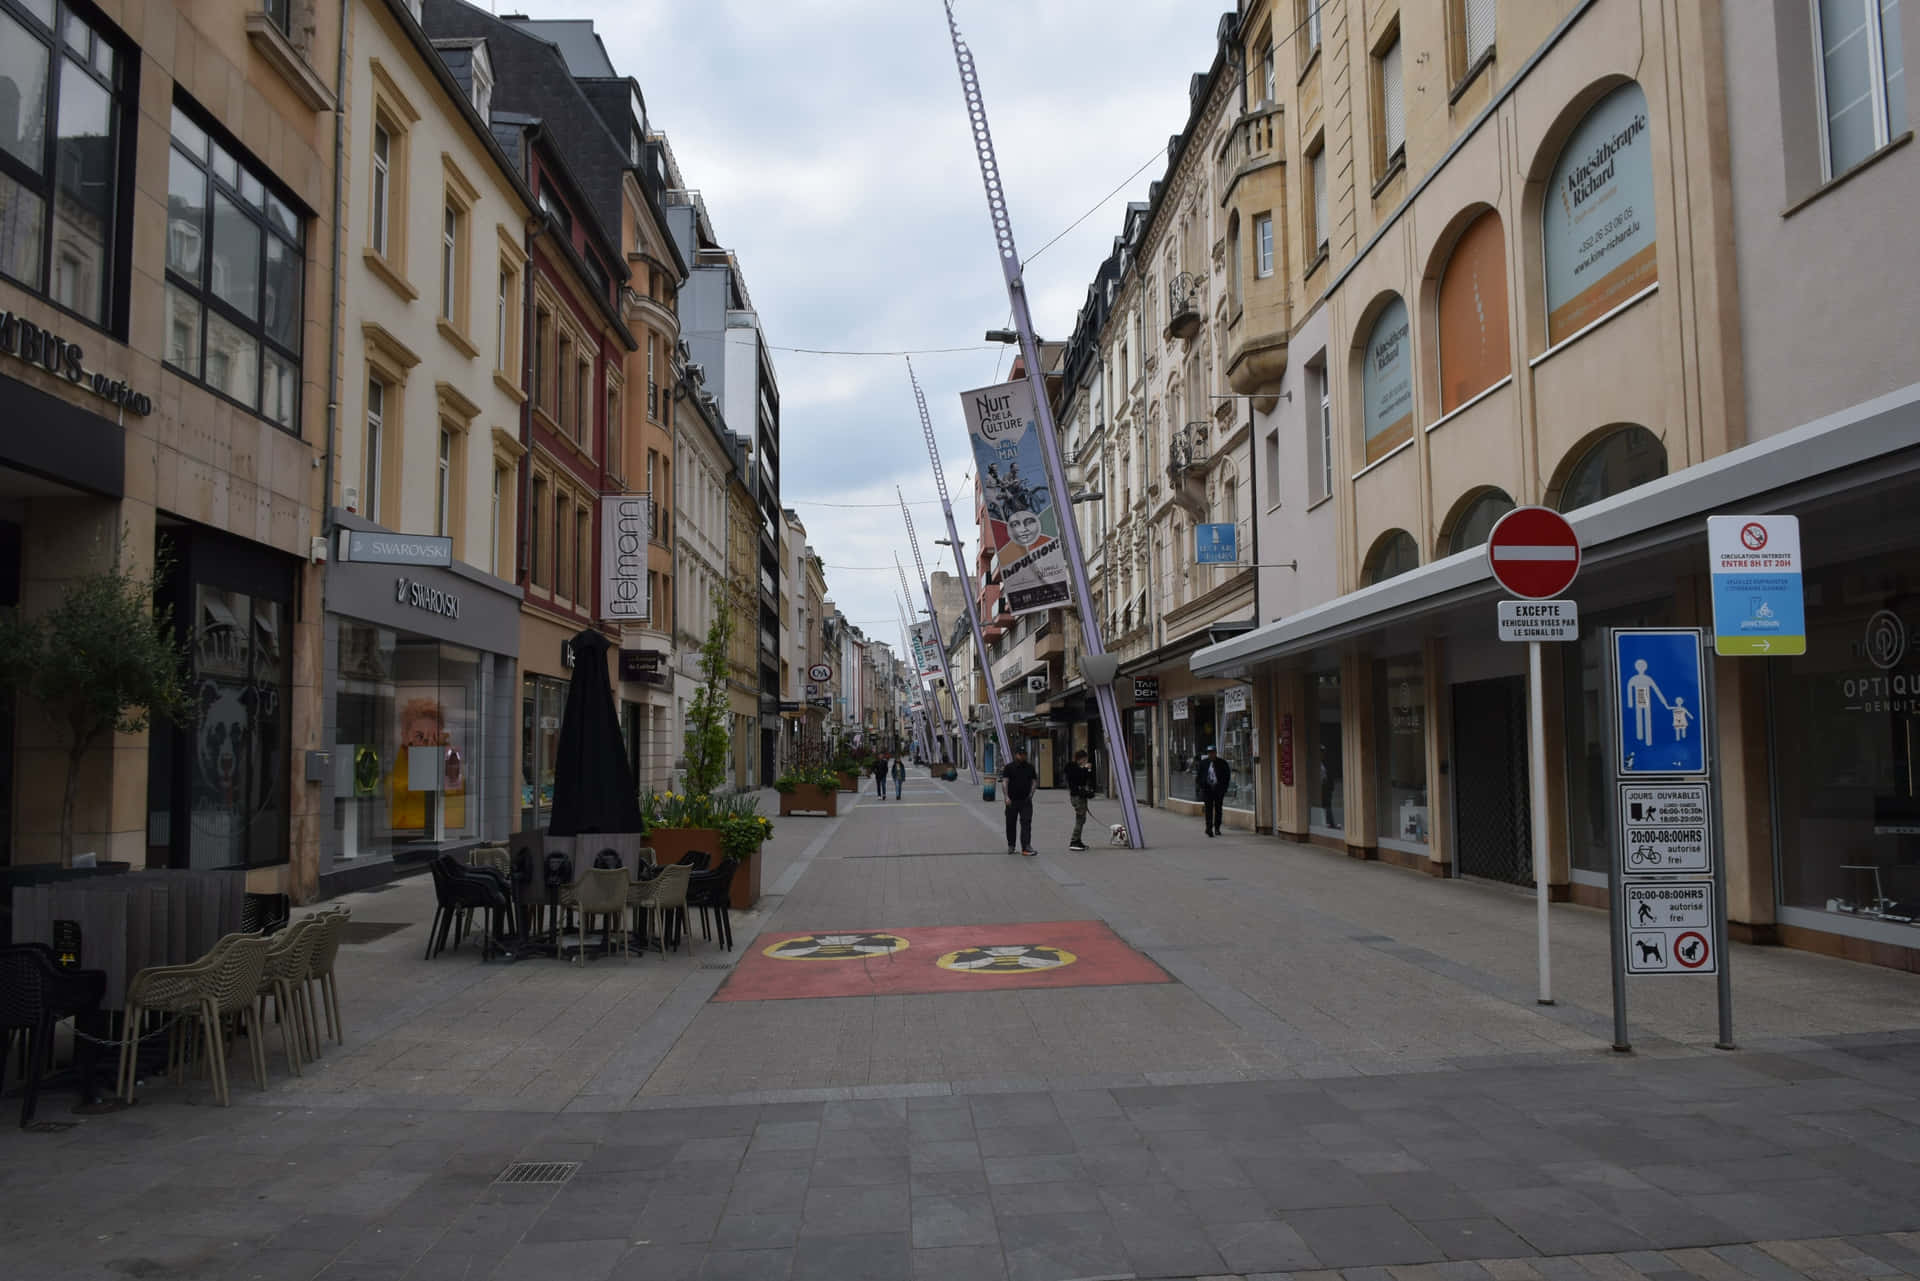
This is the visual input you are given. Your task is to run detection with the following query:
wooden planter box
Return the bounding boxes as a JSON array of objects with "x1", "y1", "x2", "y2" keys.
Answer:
[
  {"x1": 645, "y1": 826, "x2": 759, "y2": 911},
  {"x1": 779, "y1": 784, "x2": 838, "y2": 817},
  {"x1": 836, "y1": 771, "x2": 860, "y2": 793}
]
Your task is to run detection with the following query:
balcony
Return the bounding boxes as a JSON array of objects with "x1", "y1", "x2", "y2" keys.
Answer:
[
  {"x1": 1216, "y1": 105, "x2": 1282, "y2": 207},
  {"x1": 1165, "y1": 273, "x2": 1202, "y2": 342},
  {"x1": 1035, "y1": 626, "x2": 1064, "y2": 661},
  {"x1": 1167, "y1": 423, "x2": 1210, "y2": 517}
]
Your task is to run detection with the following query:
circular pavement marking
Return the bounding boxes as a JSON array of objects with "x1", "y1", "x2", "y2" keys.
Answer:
[
  {"x1": 935, "y1": 944, "x2": 1079, "y2": 973},
  {"x1": 764, "y1": 932, "x2": 910, "y2": 960}
]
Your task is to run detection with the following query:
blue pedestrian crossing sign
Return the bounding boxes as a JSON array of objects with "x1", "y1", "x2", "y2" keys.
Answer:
[{"x1": 1613, "y1": 629, "x2": 1707, "y2": 776}]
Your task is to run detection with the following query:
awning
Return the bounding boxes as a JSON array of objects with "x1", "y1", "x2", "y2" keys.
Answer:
[{"x1": 1192, "y1": 380, "x2": 1920, "y2": 677}]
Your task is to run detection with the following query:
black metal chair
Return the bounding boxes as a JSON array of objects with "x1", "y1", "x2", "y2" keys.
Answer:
[
  {"x1": 687, "y1": 862, "x2": 738, "y2": 952},
  {"x1": 675, "y1": 852, "x2": 711, "y2": 872},
  {"x1": 0, "y1": 943, "x2": 107, "y2": 1126},
  {"x1": 241, "y1": 892, "x2": 291, "y2": 936},
  {"x1": 426, "y1": 856, "x2": 509, "y2": 961}
]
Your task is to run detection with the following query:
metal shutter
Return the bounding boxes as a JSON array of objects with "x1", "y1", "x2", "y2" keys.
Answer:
[
  {"x1": 1382, "y1": 38, "x2": 1405, "y2": 156},
  {"x1": 1465, "y1": 0, "x2": 1496, "y2": 65}
]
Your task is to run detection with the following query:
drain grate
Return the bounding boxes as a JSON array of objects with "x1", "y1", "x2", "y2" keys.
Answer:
[
  {"x1": 1204, "y1": 875, "x2": 1230, "y2": 881},
  {"x1": 700, "y1": 961, "x2": 735, "y2": 970},
  {"x1": 495, "y1": 1161, "x2": 579, "y2": 1186}
]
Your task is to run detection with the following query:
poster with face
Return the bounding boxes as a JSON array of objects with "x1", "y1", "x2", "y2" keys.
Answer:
[{"x1": 961, "y1": 378, "x2": 1071, "y2": 615}]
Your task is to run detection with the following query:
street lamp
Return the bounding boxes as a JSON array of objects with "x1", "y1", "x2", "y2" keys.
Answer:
[{"x1": 984, "y1": 328, "x2": 1018, "y2": 344}]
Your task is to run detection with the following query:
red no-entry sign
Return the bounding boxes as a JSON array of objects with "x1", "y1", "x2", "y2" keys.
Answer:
[{"x1": 1486, "y1": 506, "x2": 1581, "y2": 599}]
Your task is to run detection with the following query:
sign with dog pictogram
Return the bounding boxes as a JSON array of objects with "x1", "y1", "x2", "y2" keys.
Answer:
[{"x1": 1623, "y1": 881, "x2": 1716, "y2": 975}]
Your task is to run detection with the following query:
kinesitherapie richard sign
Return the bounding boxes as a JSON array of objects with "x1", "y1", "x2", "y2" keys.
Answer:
[{"x1": 961, "y1": 378, "x2": 1070, "y2": 614}]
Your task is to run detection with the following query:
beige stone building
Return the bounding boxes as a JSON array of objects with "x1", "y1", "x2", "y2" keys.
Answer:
[{"x1": 2, "y1": 0, "x2": 337, "y2": 897}]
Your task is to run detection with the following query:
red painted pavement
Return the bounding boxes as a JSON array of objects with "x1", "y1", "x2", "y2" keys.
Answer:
[{"x1": 713, "y1": 920, "x2": 1171, "y2": 1002}]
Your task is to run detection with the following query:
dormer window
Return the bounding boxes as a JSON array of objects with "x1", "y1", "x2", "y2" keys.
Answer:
[{"x1": 469, "y1": 46, "x2": 493, "y2": 120}]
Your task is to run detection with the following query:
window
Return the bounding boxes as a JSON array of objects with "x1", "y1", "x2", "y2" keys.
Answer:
[
  {"x1": 1317, "y1": 367, "x2": 1333, "y2": 500},
  {"x1": 607, "y1": 383, "x2": 622, "y2": 478},
  {"x1": 1373, "y1": 655, "x2": 1428, "y2": 846},
  {"x1": 1304, "y1": 0, "x2": 1322, "y2": 54},
  {"x1": 539, "y1": 186, "x2": 570, "y2": 234},
  {"x1": 1227, "y1": 212, "x2": 1242, "y2": 310},
  {"x1": 556, "y1": 331, "x2": 572, "y2": 425},
  {"x1": 1308, "y1": 140, "x2": 1328, "y2": 258},
  {"x1": 370, "y1": 124, "x2": 391, "y2": 255},
  {"x1": 470, "y1": 49, "x2": 493, "y2": 120},
  {"x1": 1814, "y1": 0, "x2": 1907, "y2": 178},
  {"x1": 1436, "y1": 211, "x2": 1510, "y2": 412},
  {"x1": 1254, "y1": 213, "x2": 1274, "y2": 278},
  {"x1": 575, "y1": 501, "x2": 590, "y2": 604},
  {"x1": 646, "y1": 338, "x2": 657, "y2": 418},
  {"x1": 530, "y1": 474, "x2": 548, "y2": 587},
  {"x1": 1454, "y1": 0, "x2": 1496, "y2": 79},
  {"x1": 164, "y1": 102, "x2": 304, "y2": 430},
  {"x1": 1264, "y1": 430, "x2": 1281, "y2": 510},
  {"x1": 534, "y1": 305, "x2": 551, "y2": 409},
  {"x1": 265, "y1": 0, "x2": 292, "y2": 37},
  {"x1": 363, "y1": 378, "x2": 385, "y2": 520},
  {"x1": 1365, "y1": 530, "x2": 1420, "y2": 585},
  {"x1": 1261, "y1": 25, "x2": 1276, "y2": 102},
  {"x1": 489, "y1": 464, "x2": 503, "y2": 576},
  {"x1": 556, "y1": 490, "x2": 571, "y2": 599},
  {"x1": 1377, "y1": 32, "x2": 1406, "y2": 166},
  {"x1": 495, "y1": 268, "x2": 508, "y2": 367},
  {"x1": 1304, "y1": 668, "x2": 1342, "y2": 830},
  {"x1": 1542, "y1": 82, "x2": 1656, "y2": 343},
  {"x1": 440, "y1": 204, "x2": 457, "y2": 321},
  {"x1": 1447, "y1": 489, "x2": 1515, "y2": 555},
  {"x1": 1556, "y1": 425, "x2": 1666, "y2": 512},
  {"x1": 0, "y1": 1, "x2": 124, "y2": 327},
  {"x1": 435, "y1": 428, "x2": 451, "y2": 536},
  {"x1": 575, "y1": 354, "x2": 590, "y2": 443}
]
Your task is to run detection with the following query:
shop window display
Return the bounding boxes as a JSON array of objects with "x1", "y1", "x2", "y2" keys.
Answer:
[
  {"x1": 1373, "y1": 656, "x2": 1428, "y2": 846},
  {"x1": 1219, "y1": 686, "x2": 1255, "y2": 810},
  {"x1": 522, "y1": 674, "x2": 565, "y2": 829},
  {"x1": 189, "y1": 586, "x2": 289, "y2": 868},
  {"x1": 1305, "y1": 668, "x2": 1344, "y2": 830},
  {"x1": 1168, "y1": 696, "x2": 1212, "y2": 802}
]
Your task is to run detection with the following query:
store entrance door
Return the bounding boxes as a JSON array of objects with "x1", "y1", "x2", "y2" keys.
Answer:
[{"x1": 1450, "y1": 676, "x2": 1532, "y2": 885}]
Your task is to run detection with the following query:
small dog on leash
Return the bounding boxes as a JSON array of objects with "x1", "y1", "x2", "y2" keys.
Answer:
[{"x1": 1108, "y1": 823, "x2": 1130, "y2": 847}]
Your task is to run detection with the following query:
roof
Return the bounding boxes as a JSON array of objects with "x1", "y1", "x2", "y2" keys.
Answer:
[{"x1": 502, "y1": 16, "x2": 616, "y2": 76}]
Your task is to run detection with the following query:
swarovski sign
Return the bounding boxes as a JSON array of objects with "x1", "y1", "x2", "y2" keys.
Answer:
[{"x1": 601, "y1": 496, "x2": 651, "y2": 623}]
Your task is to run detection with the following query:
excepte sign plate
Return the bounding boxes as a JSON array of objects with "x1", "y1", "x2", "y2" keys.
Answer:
[
  {"x1": 1498, "y1": 599, "x2": 1579, "y2": 642},
  {"x1": 1624, "y1": 880, "x2": 1717, "y2": 975},
  {"x1": 1618, "y1": 782, "x2": 1711, "y2": 873}
]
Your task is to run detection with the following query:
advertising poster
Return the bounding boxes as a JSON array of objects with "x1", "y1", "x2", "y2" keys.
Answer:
[
  {"x1": 1363, "y1": 295, "x2": 1413, "y2": 463},
  {"x1": 911, "y1": 620, "x2": 944, "y2": 676},
  {"x1": 1544, "y1": 81, "x2": 1657, "y2": 343},
  {"x1": 961, "y1": 378, "x2": 1071, "y2": 614}
]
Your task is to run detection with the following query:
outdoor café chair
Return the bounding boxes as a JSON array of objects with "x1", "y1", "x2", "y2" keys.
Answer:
[
  {"x1": 686, "y1": 863, "x2": 737, "y2": 952},
  {"x1": 629, "y1": 864, "x2": 692, "y2": 954},
  {"x1": 303, "y1": 907, "x2": 350, "y2": 1047},
  {"x1": 1, "y1": 942, "x2": 106, "y2": 1127},
  {"x1": 427, "y1": 855, "x2": 508, "y2": 960},
  {"x1": 675, "y1": 852, "x2": 712, "y2": 872},
  {"x1": 561, "y1": 868, "x2": 631, "y2": 964},
  {"x1": 255, "y1": 918, "x2": 321, "y2": 1077},
  {"x1": 120, "y1": 932, "x2": 270, "y2": 1108}
]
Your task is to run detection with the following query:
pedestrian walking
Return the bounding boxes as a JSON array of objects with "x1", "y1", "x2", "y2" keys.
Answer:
[
  {"x1": 890, "y1": 756, "x2": 905, "y2": 799},
  {"x1": 871, "y1": 755, "x2": 889, "y2": 800},
  {"x1": 1000, "y1": 746, "x2": 1037, "y2": 857},
  {"x1": 1195, "y1": 745, "x2": 1232, "y2": 837},
  {"x1": 1064, "y1": 749, "x2": 1095, "y2": 851}
]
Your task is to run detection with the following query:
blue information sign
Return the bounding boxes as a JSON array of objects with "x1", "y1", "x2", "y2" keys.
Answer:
[
  {"x1": 1613, "y1": 629, "x2": 1707, "y2": 775},
  {"x1": 1195, "y1": 523, "x2": 1237, "y2": 565}
]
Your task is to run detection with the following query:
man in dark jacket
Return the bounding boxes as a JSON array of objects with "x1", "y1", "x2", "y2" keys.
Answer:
[
  {"x1": 1063, "y1": 749, "x2": 1095, "y2": 851},
  {"x1": 1000, "y1": 747, "x2": 1038, "y2": 856},
  {"x1": 871, "y1": 755, "x2": 889, "y2": 800},
  {"x1": 1195, "y1": 745, "x2": 1232, "y2": 837}
]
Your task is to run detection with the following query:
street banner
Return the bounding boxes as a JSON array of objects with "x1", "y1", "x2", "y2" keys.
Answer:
[
  {"x1": 910, "y1": 620, "x2": 943, "y2": 676},
  {"x1": 600, "y1": 495, "x2": 650, "y2": 623},
  {"x1": 961, "y1": 378, "x2": 1071, "y2": 615}
]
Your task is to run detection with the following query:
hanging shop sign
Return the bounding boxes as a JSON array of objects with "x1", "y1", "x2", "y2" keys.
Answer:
[
  {"x1": 1223, "y1": 685, "x2": 1249, "y2": 714},
  {"x1": 0, "y1": 309, "x2": 153, "y2": 415},
  {"x1": 1171, "y1": 696, "x2": 1189, "y2": 720},
  {"x1": 1706, "y1": 514, "x2": 1804, "y2": 656},
  {"x1": 1195, "y1": 523, "x2": 1237, "y2": 565},
  {"x1": 618, "y1": 648, "x2": 664, "y2": 682},
  {"x1": 1026, "y1": 675, "x2": 1048, "y2": 693},
  {"x1": 961, "y1": 378, "x2": 1071, "y2": 614},
  {"x1": 340, "y1": 530, "x2": 452, "y2": 567},
  {"x1": 911, "y1": 620, "x2": 944, "y2": 676},
  {"x1": 1278, "y1": 712, "x2": 1294, "y2": 787},
  {"x1": 1133, "y1": 677, "x2": 1160, "y2": 704},
  {"x1": 808, "y1": 662, "x2": 834, "y2": 682},
  {"x1": 600, "y1": 496, "x2": 651, "y2": 623}
]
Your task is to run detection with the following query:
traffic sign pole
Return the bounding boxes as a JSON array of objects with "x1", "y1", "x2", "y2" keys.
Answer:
[
  {"x1": 1606, "y1": 631, "x2": 1631, "y2": 1050},
  {"x1": 1528, "y1": 639, "x2": 1553, "y2": 1005},
  {"x1": 1704, "y1": 652, "x2": 1735, "y2": 1048}
]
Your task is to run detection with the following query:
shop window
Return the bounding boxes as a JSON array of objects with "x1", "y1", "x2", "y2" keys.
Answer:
[
  {"x1": 522, "y1": 673, "x2": 565, "y2": 827},
  {"x1": 1542, "y1": 81, "x2": 1657, "y2": 344},
  {"x1": 0, "y1": 0, "x2": 125, "y2": 328},
  {"x1": 164, "y1": 101, "x2": 305, "y2": 431},
  {"x1": 529, "y1": 474, "x2": 548, "y2": 588},
  {"x1": 1436, "y1": 211, "x2": 1510, "y2": 413},
  {"x1": 1167, "y1": 696, "x2": 1214, "y2": 803},
  {"x1": 1373, "y1": 655, "x2": 1428, "y2": 847},
  {"x1": 185, "y1": 584, "x2": 291, "y2": 869},
  {"x1": 1556, "y1": 425, "x2": 1666, "y2": 512},
  {"x1": 1446, "y1": 487, "x2": 1515, "y2": 555},
  {"x1": 1361, "y1": 295, "x2": 1413, "y2": 464},
  {"x1": 1305, "y1": 668, "x2": 1345, "y2": 831},
  {"x1": 1364, "y1": 529, "x2": 1419, "y2": 585},
  {"x1": 1814, "y1": 0, "x2": 1907, "y2": 179}
]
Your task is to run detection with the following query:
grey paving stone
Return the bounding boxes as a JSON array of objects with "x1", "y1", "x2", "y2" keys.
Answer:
[
  {"x1": 1075, "y1": 1144, "x2": 1162, "y2": 1187},
  {"x1": 217, "y1": 1248, "x2": 339, "y2": 1281},
  {"x1": 392, "y1": 1249, "x2": 489, "y2": 1281},
  {"x1": 815, "y1": 1128, "x2": 911, "y2": 1161},
  {"x1": 1154, "y1": 1145, "x2": 1252, "y2": 1192},
  {"x1": 1206, "y1": 1219, "x2": 1322, "y2": 1273},
  {"x1": 968, "y1": 1094, "x2": 1061, "y2": 1131},
  {"x1": 712, "y1": 1211, "x2": 802, "y2": 1249},
  {"x1": 790, "y1": 1232, "x2": 914, "y2": 1281},
  {"x1": 523, "y1": 1203, "x2": 639, "y2": 1245},
  {"x1": 490, "y1": 1238, "x2": 627, "y2": 1281},
  {"x1": 911, "y1": 1244, "x2": 1008, "y2": 1281},
  {"x1": 976, "y1": 1124, "x2": 1076, "y2": 1157},
  {"x1": 910, "y1": 1140, "x2": 983, "y2": 1173},
  {"x1": 998, "y1": 1211, "x2": 1131, "y2": 1281},
  {"x1": 988, "y1": 1180, "x2": 1103, "y2": 1218},
  {"x1": 1284, "y1": 1204, "x2": 1443, "y2": 1267},
  {"x1": 908, "y1": 1110, "x2": 977, "y2": 1143},
  {"x1": 724, "y1": 1169, "x2": 813, "y2": 1217},
  {"x1": 740, "y1": 1145, "x2": 817, "y2": 1173},
  {"x1": 809, "y1": 1155, "x2": 910, "y2": 1188},
  {"x1": 1064, "y1": 1116, "x2": 1145, "y2": 1150},
  {"x1": 635, "y1": 1192, "x2": 728, "y2": 1245},
  {"x1": 823, "y1": 1100, "x2": 909, "y2": 1130},
  {"x1": 1241, "y1": 1156, "x2": 1381, "y2": 1210},
  {"x1": 1361, "y1": 1171, "x2": 1486, "y2": 1221},
  {"x1": 758, "y1": 1102, "x2": 828, "y2": 1122},
  {"x1": 612, "y1": 1243, "x2": 707, "y2": 1281},
  {"x1": 660, "y1": 1160, "x2": 744, "y2": 1195},
  {"x1": 911, "y1": 1170, "x2": 992, "y2": 1198},
  {"x1": 799, "y1": 1185, "x2": 911, "y2": 1238},
  {"x1": 910, "y1": 1194, "x2": 998, "y2": 1249},
  {"x1": 752, "y1": 1121, "x2": 823, "y2": 1151},
  {"x1": 269, "y1": 1214, "x2": 382, "y2": 1253},
  {"x1": 1410, "y1": 1217, "x2": 1538, "y2": 1261},
  {"x1": 676, "y1": 1136, "x2": 752, "y2": 1164},
  {"x1": 1581, "y1": 1188, "x2": 1747, "y2": 1250},
  {"x1": 983, "y1": 1154, "x2": 1087, "y2": 1186},
  {"x1": 697, "y1": 1247, "x2": 794, "y2": 1280},
  {"x1": 1050, "y1": 1089, "x2": 1124, "y2": 1120}
]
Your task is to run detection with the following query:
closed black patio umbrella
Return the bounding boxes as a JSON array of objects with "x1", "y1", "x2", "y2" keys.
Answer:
[{"x1": 547, "y1": 628, "x2": 644, "y2": 836}]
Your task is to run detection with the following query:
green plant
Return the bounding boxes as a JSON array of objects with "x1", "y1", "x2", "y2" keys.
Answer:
[
  {"x1": 773, "y1": 765, "x2": 840, "y2": 793},
  {"x1": 681, "y1": 585, "x2": 734, "y2": 796},
  {"x1": 0, "y1": 539, "x2": 195, "y2": 865},
  {"x1": 641, "y1": 790, "x2": 772, "y2": 862}
]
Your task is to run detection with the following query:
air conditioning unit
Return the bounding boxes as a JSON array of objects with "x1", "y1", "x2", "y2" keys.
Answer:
[{"x1": 973, "y1": 704, "x2": 991, "y2": 722}]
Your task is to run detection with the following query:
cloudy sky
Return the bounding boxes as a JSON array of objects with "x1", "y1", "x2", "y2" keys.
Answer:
[{"x1": 542, "y1": 0, "x2": 1227, "y2": 651}]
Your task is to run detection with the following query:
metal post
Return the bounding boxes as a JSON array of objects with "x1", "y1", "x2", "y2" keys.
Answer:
[
  {"x1": 1705, "y1": 650, "x2": 1735, "y2": 1049},
  {"x1": 896, "y1": 573, "x2": 954, "y2": 767},
  {"x1": 901, "y1": 501, "x2": 981, "y2": 786},
  {"x1": 1528, "y1": 639, "x2": 1554, "y2": 1005},
  {"x1": 896, "y1": 603, "x2": 936, "y2": 765},
  {"x1": 940, "y1": 1, "x2": 1144, "y2": 846},
  {"x1": 1606, "y1": 628, "x2": 1631, "y2": 1052},
  {"x1": 909, "y1": 359, "x2": 1014, "y2": 772}
]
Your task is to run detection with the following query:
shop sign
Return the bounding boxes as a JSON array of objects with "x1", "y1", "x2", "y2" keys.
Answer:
[
  {"x1": 341, "y1": 530, "x2": 452, "y2": 567},
  {"x1": 808, "y1": 662, "x2": 834, "y2": 682},
  {"x1": 619, "y1": 648, "x2": 664, "y2": 683},
  {"x1": 1497, "y1": 599, "x2": 1579, "y2": 642},
  {"x1": 1612, "y1": 629, "x2": 1706, "y2": 775},
  {"x1": 1171, "y1": 696, "x2": 1189, "y2": 720},
  {"x1": 1618, "y1": 782, "x2": 1711, "y2": 873},
  {"x1": 1543, "y1": 82, "x2": 1658, "y2": 344},
  {"x1": 0, "y1": 308, "x2": 153, "y2": 415},
  {"x1": 1707, "y1": 514, "x2": 1804, "y2": 656},
  {"x1": 1623, "y1": 881, "x2": 1716, "y2": 975},
  {"x1": 1223, "y1": 685, "x2": 1248, "y2": 714},
  {"x1": 1026, "y1": 675, "x2": 1048, "y2": 693},
  {"x1": 1362, "y1": 295, "x2": 1413, "y2": 462},
  {"x1": 395, "y1": 575, "x2": 459, "y2": 619},
  {"x1": 1195, "y1": 523, "x2": 1237, "y2": 565},
  {"x1": 1133, "y1": 677, "x2": 1160, "y2": 704},
  {"x1": 961, "y1": 378, "x2": 1071, "y2": 615},
  {"x1": 601, "y1": 497, "x2": 650, "y2": 623},
  {"x1": 1278, "y1": 712, "x2": 1294, "y2": 787}
]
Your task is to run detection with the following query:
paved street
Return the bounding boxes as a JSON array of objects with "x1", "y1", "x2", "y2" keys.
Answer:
[{"x1": 5, "y1": 770, "x2": 1920, "y2": 1281}]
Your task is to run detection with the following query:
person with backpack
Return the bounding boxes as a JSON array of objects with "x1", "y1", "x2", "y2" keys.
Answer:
[
  {"x1": 1064, "y1": 749, "x2": 1096, "y2": 851},
  {"x1": 1195, "y1": 744, "x2": 1232, "y2": 836}
]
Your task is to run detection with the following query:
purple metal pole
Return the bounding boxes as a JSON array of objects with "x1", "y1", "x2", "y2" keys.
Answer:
[
  {"x1": 896, "y1": 552, "x2": 970, "y2": 780},
  {"x1": 940, "y1": 0, "x2": 1144, "y2": 846},
  {"x1": 908, "y1": 358, "x2": 1013, "y2": 774},
  {"x1": 895, "y1": 596, "x2": 937, "y2": 765},
  {"x1": 902, "y1": 499, "x2": 981, "y2": 787}
]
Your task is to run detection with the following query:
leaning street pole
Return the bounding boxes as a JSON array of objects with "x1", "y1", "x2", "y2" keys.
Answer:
[
  {"x1": 900, "y1": 501, "x2": 981, "y2": 786},
  {"x1": 897, "y1": 550, "x2": 973, "y2": 781},
  {"x1": 895, "y1": 596, "x2": 937, "y2": 764},
  {"x1": 939, "y1": 0, "x2": 1144, "y2": 846},
  {"x1": 908, "y1": 357, "x2": 1013, "y2": 775},
  {"x1": 894, "y1": 575, "x2": 946, "y2": 763}
]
